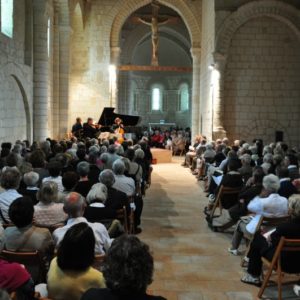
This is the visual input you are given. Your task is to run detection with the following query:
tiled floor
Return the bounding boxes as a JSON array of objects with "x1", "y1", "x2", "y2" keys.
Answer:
[{"x1": 140, "y1": 158, "x2": 298, "y2": 300}]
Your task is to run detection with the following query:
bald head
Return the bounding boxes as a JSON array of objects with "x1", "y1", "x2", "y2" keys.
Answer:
[{"x1": 63, "y1": 192, "x2": 85, "y2": 218}]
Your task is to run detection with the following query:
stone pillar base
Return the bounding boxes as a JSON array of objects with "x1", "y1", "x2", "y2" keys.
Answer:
[{"x1": 212, "y1": 127, "x2": 227, "y2": 140}]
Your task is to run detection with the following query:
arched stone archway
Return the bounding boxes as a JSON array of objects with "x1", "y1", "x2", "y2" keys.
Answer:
[
  {"x1": 110, "y1": 0, "x2": 201, "y2": 137},
  {"x1": 211, "y1": 0, "x2": 300, "y2": 140},
  {"x1": 110, "y1": 0, "x2": 201, "y2": 50},
  {"x1": 11, "y1": 75, "x2": 32, "y2": 142},
  {"x1": 0, "y1": 62, "x2": 32, "y2": 142}
]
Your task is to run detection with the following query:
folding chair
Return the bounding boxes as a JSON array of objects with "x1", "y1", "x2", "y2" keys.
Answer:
[
  {"x1": 241, "y1": 215, "x2": 291, "y2": 266},
  {"x1": 116, "y1": 206, "x2": 129, "y2": 234},
  {"x1": 258, "y1": 237, "x2": 300, "y2": 300},
  {"x1": 210, "y1": 185, "x2": 241, "y2": 219},
  {"x1": 1, "y1": 250, "x2": 46, "y2": 284}
]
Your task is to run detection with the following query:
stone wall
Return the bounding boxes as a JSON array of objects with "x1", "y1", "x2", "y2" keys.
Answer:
[
  {"x1": 199, "y1": 0, "x2": 215, "y2": 139},
  {"x1": 0, "y1": 1, "x2": 33, "y2": 144},
  {"x1": 223, "y1": 17, "x2": 300, "y2": 146},
  {"x1": 129, "y1": 72, "x2": 192, "y2": 129}
]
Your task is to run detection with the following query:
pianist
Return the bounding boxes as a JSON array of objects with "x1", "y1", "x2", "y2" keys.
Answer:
[{"x1": 83, "y1": 118, "x2": 100, "y2": 139}]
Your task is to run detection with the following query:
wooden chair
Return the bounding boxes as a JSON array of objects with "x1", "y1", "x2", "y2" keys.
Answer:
[
  {"x1": 2, "y1": 223, "x2": 14, "y2": 229},
  {"x1": 116, "y1": 206, "x2": 128, "y2": 234},
  {"x1": 35, "y1": 223, "x2": 64, "y2": 234},
  {"x1": 92, "y1": 254, "x2": 106, "y2": 271},
  {"x1": 258, "y1": 237, "x2": 300, "y2": 300},
  {"x1": 1, "y1": 250, "x2": 46, "y2": 284},
  {"x1": 241, "y1": 215, "x2": 291, "y2": 267},
  {"x1": 210, "y1": 185, "x2": 241, "y2": 219}
]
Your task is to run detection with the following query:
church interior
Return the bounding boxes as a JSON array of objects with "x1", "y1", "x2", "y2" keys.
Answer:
[{"x1": 1, "y1": 0, "x2": 300, "y2": 299}]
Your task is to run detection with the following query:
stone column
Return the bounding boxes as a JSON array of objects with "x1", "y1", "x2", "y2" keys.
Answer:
[
  {"x1": 58, "y1": 24, "x2": 71, "y2": 137},
  {"x1": 212, "y1": 52, "x2": 227, "y2": 140},
  {"x1": 110, "y1": 47, "x2": 121, "y2": 109},
  {"x1": 191, "y1": 47, "x2": 201, "y2": 139},
  {"x1": 33, "y1": 0, "x2": 50, "y2": 141}
]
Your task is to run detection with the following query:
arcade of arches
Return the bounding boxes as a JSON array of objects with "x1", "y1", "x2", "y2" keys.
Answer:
[{"x1": 0, "y1": 0, "x2": 300, "y2": 146}]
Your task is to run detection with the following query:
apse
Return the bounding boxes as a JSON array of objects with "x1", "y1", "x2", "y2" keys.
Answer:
[{"x1": 118, "y1": 1, "x2": 192, "y2": 131}]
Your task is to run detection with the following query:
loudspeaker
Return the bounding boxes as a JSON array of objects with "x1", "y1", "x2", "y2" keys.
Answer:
[{"x1": 275, "y1": 131, "x2": 283, "y2": 142}]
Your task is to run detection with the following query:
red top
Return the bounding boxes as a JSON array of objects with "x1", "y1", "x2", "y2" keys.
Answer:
[{"x1": 0, "y1": 259, "x2": 31, "y2": 293}]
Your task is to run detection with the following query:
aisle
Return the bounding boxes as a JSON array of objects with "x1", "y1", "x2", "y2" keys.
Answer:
[{"x1": 139, "y1": 158, "x2": 257, "y2": 300}]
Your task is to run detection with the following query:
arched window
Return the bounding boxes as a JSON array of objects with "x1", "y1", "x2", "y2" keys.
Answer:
[
  {"x1": 151, "y1": 85, "x2": 163, "y2": 111},
  {"x1": 179, "y1": 83, "x2": 189, "y2": 111},
  {"x1": 1, "y1": 0, "x2": 14, "y2": 38}
]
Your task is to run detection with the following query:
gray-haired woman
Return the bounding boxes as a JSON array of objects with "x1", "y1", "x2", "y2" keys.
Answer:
[
  {"x1": 34, "y1": 181, "x2": 67, "y2": 226},
  {"x1": 84, "y1": 183, "x2": 124, "y2": 238}
]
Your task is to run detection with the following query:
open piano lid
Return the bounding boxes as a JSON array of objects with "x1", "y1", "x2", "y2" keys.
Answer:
[{"x1": 98, "y1": 107, "x2": 141, "y2": 127}]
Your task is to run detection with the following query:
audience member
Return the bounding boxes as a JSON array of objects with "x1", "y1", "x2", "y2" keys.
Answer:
[
  {"x1": 4, "y1": 197, "x2": 54, "y2": 258},
  {"x1": 0, "y1": 168, "x2": 22, "y2": 223},
  {"x1": 53, "y1": 192, "x2": 111, "y2": 254},
  {"x1": 48, "y1": 223, "x2": 105, "y2": 300},
  {"x1": 81, "y1": 235, "x2": 166, "y2": 300},
  {"x1": 34, "y1": 181, "x2": 67, "y2": 227}
]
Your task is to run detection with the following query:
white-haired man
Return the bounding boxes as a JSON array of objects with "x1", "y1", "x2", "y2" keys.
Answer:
[
  {"x1": 53, "y1": 192, "x2": 111, "y2": 254},
  {"x1": 228, "y1": 174, "x2": 288, "y2": 255}
]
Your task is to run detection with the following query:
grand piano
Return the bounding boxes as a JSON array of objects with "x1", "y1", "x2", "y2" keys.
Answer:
[{"x1": 98, "y1": 107, "x2": 142, "y2": 139}]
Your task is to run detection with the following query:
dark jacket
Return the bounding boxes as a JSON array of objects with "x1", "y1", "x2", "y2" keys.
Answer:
[
  {"x1": 229, "y1": 184, "x2": 263, "y2": 221},
  {"x1": 267, "y1": 218, "x2": 300, "y2": 273},
  {"x1": 218, "y1": 171, "x2": 244, "y2": 209}
]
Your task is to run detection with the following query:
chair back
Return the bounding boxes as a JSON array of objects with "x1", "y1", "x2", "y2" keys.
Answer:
[
  {"x1": 2, "y1": 223, "x2": 14, "y2": 229},
  {"x1": 35, "y1": 223, "x2": 64, "y2": 234},
  {"x1": 261, "y1": 215, "x2": 291, "y2": 228},
  {"x1": 211, "y1": 185, "x2": 241, "y2": 218},
  {"x1": 116, "y1": 206, "x2": 128, "y2": 234},
  {"x1": 1, "y1": 250, "x2": 46, "y2": 284},
  {"x1": 92, "y1": 254, "x2": 106, "y2": 271}
]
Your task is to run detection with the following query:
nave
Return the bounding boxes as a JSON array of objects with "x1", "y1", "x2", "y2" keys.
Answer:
[{"x1": 141, "y1": 159, "x2": 296, "y2": 300}]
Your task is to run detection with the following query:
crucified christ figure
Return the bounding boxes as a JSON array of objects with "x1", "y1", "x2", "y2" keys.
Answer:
[{"x1": 137, "y1": 0, "x2": 174, "y2": 66}]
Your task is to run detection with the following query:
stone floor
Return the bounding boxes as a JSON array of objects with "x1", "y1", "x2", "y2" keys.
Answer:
[{"x1": 140, "y1": 158, "x2": 298, "y2": 300}]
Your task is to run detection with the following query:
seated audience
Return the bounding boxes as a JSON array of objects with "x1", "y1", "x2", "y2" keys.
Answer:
[
  {"x1": 99, "y1": 169, "x2": 129, "y2": 212},
  {"x1": 209, "y1": 167, "x2": 264, "y2": 230},
  {"x1": 29, "y1": 150, "x2": 49, "y2": 185},
  {"x1": 84, "y1": 183, "x2": 124, "y2": 238},
  {"x1": 34, "y1": 182, "x2": 67, "y2": 227},
  {"x1": 48, "y1": 223, "x2": 105, "y2": 300},
  {"x1": 18, "y1": 171, "x2": 39, "y2": 205},
  {"x1": 74, "y1": 161, "x2": 94, "y2": 198},
  {"x1": 42, "y1": 161, "x2": 64, "y2": 193},
  {"x1": 277, "y1": 167, "x2": 298, "y2": 198},
  {"x1": 81, "y1": 235, "x2": 166, "y2": 300},
  {"x1": 241, "y1": 194, "x2": 300, "y2": 286},
  {"x1": 206, "y1": 159, "x2": 243, "y2": 211},
  {"x1": 238, "y1": 154, "x2": 253, "y2": 183},
  {"x1": 61, "y1": 171, "x2": 78, "y2": 199},
  {"x1": 284, "y1": 154, "x2": 300, "y2": 180},
  {"x1": 53, "y1": 192, "x2": 111, "y2": 255},
  {"x1": 0, "y1": 168, "x2": 22, "y2": 223},
  {"x1": 228, "y1": 174, "x2": 288, "y2": 255},
  {"x1": 4, "y1": 197, "x2": 54, "y2": 258},
  {"x1": 112, "y1": 159, "x2": 135, "y2": 197}
]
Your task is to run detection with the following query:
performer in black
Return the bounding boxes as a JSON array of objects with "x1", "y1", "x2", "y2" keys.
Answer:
[
  {"x1": 83, "y1": 117, "x2": 100, "y2": 138},
  {"x1": 71, "y1": 117, "x2": 83, "y2": 138}
]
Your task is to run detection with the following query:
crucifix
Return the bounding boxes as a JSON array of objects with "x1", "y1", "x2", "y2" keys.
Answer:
[{"x1": 132, "y1": 0, "x2": 178, "y2": 66}]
